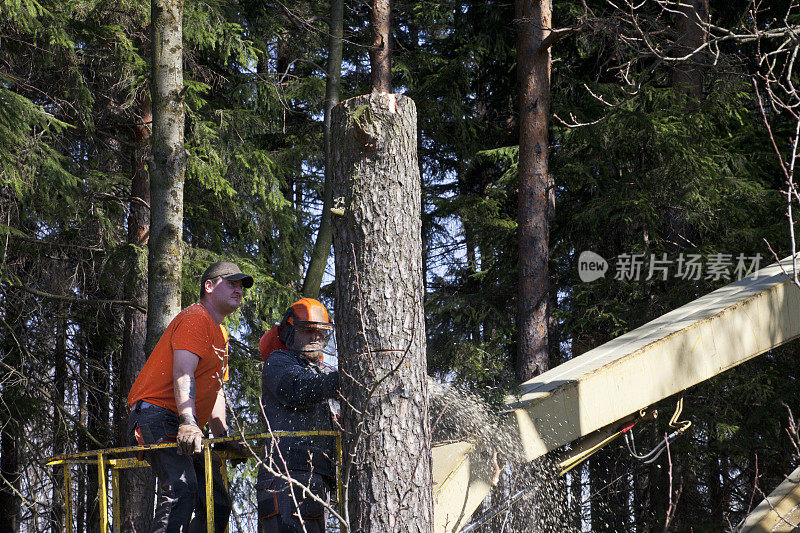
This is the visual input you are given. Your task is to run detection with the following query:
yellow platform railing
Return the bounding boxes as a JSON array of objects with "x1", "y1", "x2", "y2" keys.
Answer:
[{"x1": 43, "y1": 431, "x2": 343, "y2": 533}]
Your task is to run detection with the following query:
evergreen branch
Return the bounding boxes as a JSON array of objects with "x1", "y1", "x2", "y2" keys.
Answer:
[
  {"x1": 228, "y1": 336, "x2": 260, "y2": 359},
  {"x1": 93, "y1": 192, "x2": 151, "y2": 210},
  {"x1": 272, "y1": 0, "x2": 322, "y2": 31},
  {"x1": 0, "y1": 72, "x2": 74, "y2": 121},
  {"x1": 11, "y1": 284, "x2": 146, "y2": 313},
  {"x1": 7, "y1": 233, "x2": 106, "y2": 252}
]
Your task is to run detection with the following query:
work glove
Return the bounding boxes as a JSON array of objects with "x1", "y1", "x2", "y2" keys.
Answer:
[{"x1": 177, "y1": 423, "x2": 204, "y2": 455}]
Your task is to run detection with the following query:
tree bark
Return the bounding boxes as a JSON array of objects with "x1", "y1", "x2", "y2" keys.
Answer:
[
  {"x1": 458, "y1": 164, "x2": 482, "y2": 343},
  {"x1": 0, "y1": 279, "x2": 25, "y2": 533},
  {"x1": 515, "y1": 0, "x2": 552, "y2": 382},
  {"x1": 568, "y1": 464, "x2": 584, "y2": 530},
  {"x1": 331, "y1": 93, "x2": 433, "y2": 532},
  {"x1": 302, "y1": 0, "x2": 343, "y2": 299},
  {"x1": 0, "y1": 373, "x2": 21, "y2": 531},
  {"x1": 85, "y1": 313, "x2": 111, "y2": 533},
  {"x1": 116, "y1": 89, "x2": 154, "y2": 533},
  {"x1": 369, "y1": 0, "x2": 391, "y2": 94},
  {"x1": 85, "y1": 74, "x2": 124, "y2": 531},
  {"x1": 77, "y1": 345, "x2": 87, "y2": 533},
  {"x1": 146, "y1": 0, "x2": 185, "y2": 354},
  {"x1": 0, "y1": 429, "x2": 20, "y2": 533},
  {"x1": 672, "y1": 0, "x2": 708, "y2": 99},
  {"x1": 51, "y1": 306, "x2": 67, "y2": 533}
]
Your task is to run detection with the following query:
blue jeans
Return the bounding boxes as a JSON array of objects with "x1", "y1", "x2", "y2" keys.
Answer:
[{"x1": 128, "y1": 401, "x2": 232, "y2": 533}]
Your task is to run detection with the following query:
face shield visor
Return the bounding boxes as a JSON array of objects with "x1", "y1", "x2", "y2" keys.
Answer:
[{"x1": 294, "y1": 322, "x2": 334, "y2": 344}]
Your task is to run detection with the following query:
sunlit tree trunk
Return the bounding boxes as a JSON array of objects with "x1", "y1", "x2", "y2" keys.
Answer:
[
  {"x1": 146, "y1": 0, "x2": 185, "y2": 352},
  {"x1": 332, "y1": 93, "x2": 433, "y2": 532},
  {"x1": 370, "y1": 0, "x2": 391, "y2": 93},
  {"x1": 515, "y1": 0, "x2": 553, "y2": 382},
  {"x1": 302, "y1": 0, "x2": 343, "y2": 298}
]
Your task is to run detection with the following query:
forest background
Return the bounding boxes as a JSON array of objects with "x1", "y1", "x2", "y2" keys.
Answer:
[{"x1": 2, "y1": 0, "x2": 800, "y2": 530}]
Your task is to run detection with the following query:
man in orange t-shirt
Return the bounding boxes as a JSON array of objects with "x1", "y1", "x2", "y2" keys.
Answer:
[{"x1": 127, "y1": 261, "x2": 253, "y2": 533}]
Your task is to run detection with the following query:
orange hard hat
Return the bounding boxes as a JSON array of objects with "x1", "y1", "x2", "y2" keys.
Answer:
[
  {"x1": 284, "y1": 298, "x2": 332, "y2": 328},
  {"x1": 278, "y1": 298, "x2": 333, "y2": 347}
]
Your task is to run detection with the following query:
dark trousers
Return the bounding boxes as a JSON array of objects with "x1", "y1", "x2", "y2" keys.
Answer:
[
  {"x1": 128, "y1": 402, "x2": 232, "y2": 533},
  {"x1": 258, "y1": 472, "x2": 330, "y2": 533}
]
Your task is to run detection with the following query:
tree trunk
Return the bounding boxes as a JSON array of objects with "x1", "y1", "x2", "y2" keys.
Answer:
[
  {"x1": 633, "y1": 455, "x2": 649, "y2": 529},
  {"x1": 85, "y1": 74, "x2": 124, "y2": 531},
  {"x1": 116, "y1": 89, "x2": 154, "y2": 533},
  {"x1": 707, "y1": 422, "x2": 723, "y2": 529},
  {"x1": 463, "y1": 222, "x2": 481, "y2": 343},
  {"x1": 146, "y1": 0, "x2": 185, "y2": 353},
  {"x1": 515, "y1": 0, "x2": 552, "y2": 382},
  {"x1": 51, "y1": 305, "x2": 67, "y2": 533},
  {"x1": 568, "y1": 464, "x2": 584, "y2": 530},
  {"x1": 0, "y1": 286, "x2": 24, "y2": 533},
  {"x1": 331, "y1": 93, "x2": 433, "y2": 532},
  {"x1": 648, "y1": 424, "x2": 669, "y2": 529},
  {"x1": 0, "y1": 428, "x2": 20, "y2": 533},
  {"x1": 369, "y1": 0, "x2": 391, "y2": 93},
  {"x1": 302, "y1": 0, "x2": 343, "y2": 298},
  {"x1": 458, "y1": 163, "x2": 482, "y2": 343},
  {"x1": 672, "y1": 0, "x2": 708, "y2": 99},
  {"x1": 85, "y1": 315, "x2": 111, "y2": 533},
  {"x1": 77, "y1": 348, "x2": 87, "y2": 533}
]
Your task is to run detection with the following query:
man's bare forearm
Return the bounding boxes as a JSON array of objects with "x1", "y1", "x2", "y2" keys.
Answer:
[
  {"x1": 174, "y1": 374, "x2": 198, "y2": 425},
  {"x1": 173, "y1": 349, "x2": 201, "y2": 426},
  {"x1": 209, "y1": 388, "x2": 227, "y2": 437}
]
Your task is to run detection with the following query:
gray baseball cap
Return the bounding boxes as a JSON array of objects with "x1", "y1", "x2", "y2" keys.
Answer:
[{"x1": 201, "y1": 261, "x2": 254, "y2": 289}]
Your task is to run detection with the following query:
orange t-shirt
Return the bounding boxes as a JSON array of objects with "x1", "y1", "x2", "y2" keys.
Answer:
[{"x1": 127, "y1": 303, "x2": 229, "y2": 428}]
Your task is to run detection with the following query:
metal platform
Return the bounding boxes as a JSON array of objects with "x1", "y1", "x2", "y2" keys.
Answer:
[{"x1": 738, "y1": 465, "x2": 800, "y2": 532}]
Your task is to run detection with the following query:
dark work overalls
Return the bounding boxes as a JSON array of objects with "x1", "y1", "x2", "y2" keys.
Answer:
[{"x1": 257, "y1": 349, "x2": 339, "y2": 533}]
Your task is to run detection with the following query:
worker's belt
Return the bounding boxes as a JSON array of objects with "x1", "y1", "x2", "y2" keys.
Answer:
[{"x1": 132, "y1": 400, "x2": 157, "y2": 413}]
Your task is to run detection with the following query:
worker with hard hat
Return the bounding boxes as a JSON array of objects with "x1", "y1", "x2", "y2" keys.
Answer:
[
  {"x1": 127, "y1": 261, "x2": 253, "y2": 532},
  {"x1": 256, "y1": 297, "x2": 339, "y2": 533}
]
